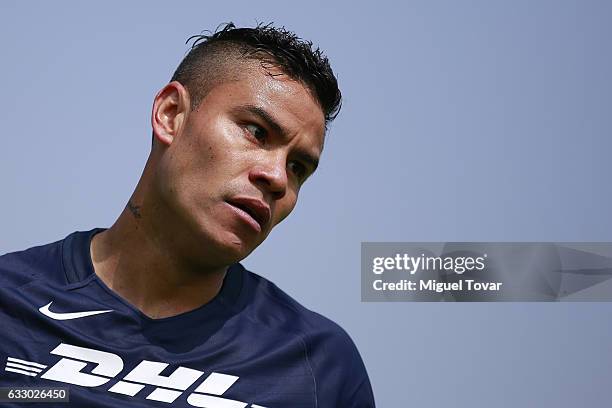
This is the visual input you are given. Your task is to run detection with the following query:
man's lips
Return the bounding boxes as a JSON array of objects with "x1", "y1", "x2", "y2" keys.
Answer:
[{"x1": 225, "y1": 197, "x2": 271, "y2": 232}]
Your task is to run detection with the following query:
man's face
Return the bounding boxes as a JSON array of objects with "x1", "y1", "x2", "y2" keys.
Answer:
[{"x1": 156, "y1": 62, "x2": 325, "y2": 265}]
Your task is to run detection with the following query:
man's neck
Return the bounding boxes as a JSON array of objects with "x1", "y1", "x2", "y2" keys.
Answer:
[{"x1": 90, "y1": 205, "x2": 227, "y2": 320}]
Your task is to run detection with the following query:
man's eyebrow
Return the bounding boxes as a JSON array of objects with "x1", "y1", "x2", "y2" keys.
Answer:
[
  {"x1": 235, "y1": 104, "x2": 320, "y2": 172},
  {"x1": 235, "y1": 104, "x2": 287, "y2": 138}
]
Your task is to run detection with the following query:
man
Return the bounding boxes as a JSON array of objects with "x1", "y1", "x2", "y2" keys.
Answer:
[{"x1": 0, "y1": 23, "x2": 375, "y2": 407}]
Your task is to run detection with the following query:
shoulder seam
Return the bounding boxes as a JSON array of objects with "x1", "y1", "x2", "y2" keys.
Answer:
[
  {"x1": 244, "y1": 279, "x2": 319, "y2": 407},
  {"x1": 59, "y1": 237, "x2": 68, "y2": 283}
]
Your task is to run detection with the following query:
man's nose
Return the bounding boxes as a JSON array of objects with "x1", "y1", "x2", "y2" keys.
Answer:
[{"x1": 249, "y1": 155, "x2": 288, "y2": 200}]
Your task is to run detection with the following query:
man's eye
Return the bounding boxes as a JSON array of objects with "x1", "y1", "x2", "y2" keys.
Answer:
[
  {"x1": 245, "y1": 124, "x2": 267, "y2": 142},
  {"x1": 288, "y1": 161, "x2": 307, "y2": 181}
]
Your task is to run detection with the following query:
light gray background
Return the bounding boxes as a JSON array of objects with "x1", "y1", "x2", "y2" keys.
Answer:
[{"x1": 1, "y1": 1, "x2": 611, "y2": 406}]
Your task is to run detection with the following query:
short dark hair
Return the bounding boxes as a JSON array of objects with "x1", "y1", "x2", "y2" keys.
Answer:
[{"x1": 171, "y1": 22, "x2": 342, "y2": 125}]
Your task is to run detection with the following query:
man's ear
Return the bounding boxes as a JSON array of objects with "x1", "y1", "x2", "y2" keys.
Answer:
[{"x1": 151, "y1": 81, "x2": 191, "y2": 146}]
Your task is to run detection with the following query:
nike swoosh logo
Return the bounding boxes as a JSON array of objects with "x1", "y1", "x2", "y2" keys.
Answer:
[{"x1": 38, "y1": 302, "x2": 113, "y2": 320}]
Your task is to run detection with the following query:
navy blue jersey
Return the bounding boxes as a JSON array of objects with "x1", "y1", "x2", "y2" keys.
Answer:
[{"x1": 0, "y1": 229, "x2": 375, "y2": 407}]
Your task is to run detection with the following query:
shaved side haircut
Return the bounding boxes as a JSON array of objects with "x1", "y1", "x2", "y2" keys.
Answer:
[{"x1": 170, "y1": 22, "x2": 342, "y2": 125}]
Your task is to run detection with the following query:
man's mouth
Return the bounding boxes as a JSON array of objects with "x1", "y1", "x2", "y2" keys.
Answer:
[{"x1": 226, "y1": 197, "x2": 271, "y2": 232}]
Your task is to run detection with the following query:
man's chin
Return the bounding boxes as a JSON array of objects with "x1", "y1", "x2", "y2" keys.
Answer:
[{"x1": 209, "y1": 230, "x2": 261, "y2": 264}]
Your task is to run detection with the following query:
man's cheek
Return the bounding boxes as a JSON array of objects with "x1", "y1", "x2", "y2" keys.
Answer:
[{"x1": 274, "y1": 201, "x2": 297, "y2": 226}]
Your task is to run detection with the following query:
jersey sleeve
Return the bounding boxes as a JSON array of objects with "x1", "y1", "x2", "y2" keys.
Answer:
[
  {"x1": 340, "y1": 376, "x2": 376, "y2": 408},
  {"x1": 0, "y1": 239, "x2": 65, "y2": 289},
  {"x1": 307, "y1": 321, "x2": 376, "y2": 407}
]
